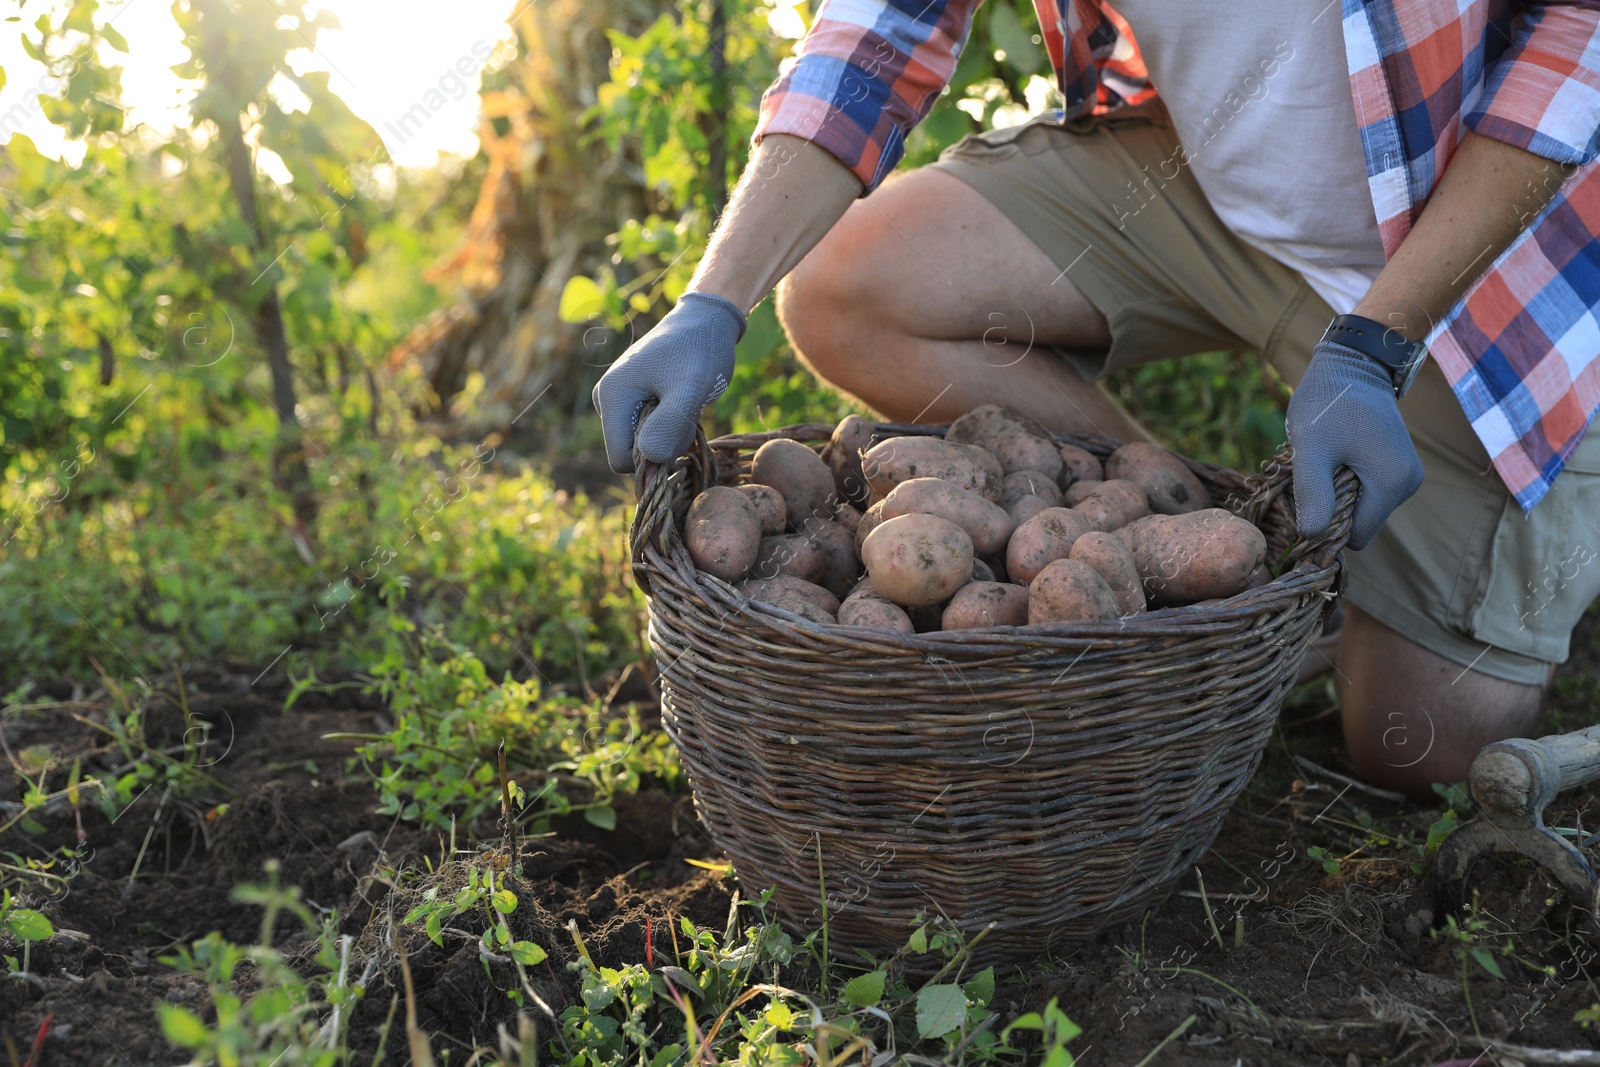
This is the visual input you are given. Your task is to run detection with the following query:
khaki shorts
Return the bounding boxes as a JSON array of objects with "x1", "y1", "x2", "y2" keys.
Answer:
[{"x1": 931, "y1": 103, "x2": 1600, "y2": 686}]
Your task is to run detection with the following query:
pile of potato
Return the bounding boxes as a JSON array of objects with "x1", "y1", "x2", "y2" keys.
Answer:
[{"x1": 681, "y1": 405, "x2": 1269, "y2": 632}]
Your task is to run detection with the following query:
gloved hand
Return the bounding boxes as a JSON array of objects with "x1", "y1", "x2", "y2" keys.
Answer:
[
  {"x1": 1285, "y1": 340, "x2": 1424, "y2": 550},
  {"x1": 592, "y1": 291, "x2": 746, "y2": 473}
]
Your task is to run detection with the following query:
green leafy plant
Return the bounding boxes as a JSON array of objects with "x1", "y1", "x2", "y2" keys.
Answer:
[
  {"x1": 0, "y1": 887, "x2": 55, "y2": 974},
  {"x1": 1000, "y1": 997, "x2": 1083, "y2": 1067},
  {"x1": 402, "y1": 862, "x2": 548, "y2": 989},
  {"x1": 1433, "y1": 907, "x2": 1556, "y2": 1044},
  {"x1": 349, "y1": 630, "x2": 676, "y2": 834},
  {"x1": 157, "y1": 862, "x2": 364, "y2": 1065}
]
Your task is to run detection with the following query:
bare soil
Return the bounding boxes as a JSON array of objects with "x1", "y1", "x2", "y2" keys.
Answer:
[{"x1": 3, "y1": 648, "x2": 1598, "y2": 1066}]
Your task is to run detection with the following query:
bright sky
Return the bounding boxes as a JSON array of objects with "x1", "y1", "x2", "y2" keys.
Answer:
[{"x1": 0, "y1": 0, "x2": 517, "y2": 167}]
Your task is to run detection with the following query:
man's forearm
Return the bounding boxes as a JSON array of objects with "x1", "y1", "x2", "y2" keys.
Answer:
[
  {"x1": 1354, "y1": 132, "x2": 1574, "y2": 342},
  {"x1": 689, "y1": 134, "x2": 864, "y2": 313}
]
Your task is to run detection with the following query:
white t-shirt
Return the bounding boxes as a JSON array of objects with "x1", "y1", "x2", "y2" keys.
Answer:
[{"x1": 1108, "y1": 1, "x2": 1387, "y2": 313}]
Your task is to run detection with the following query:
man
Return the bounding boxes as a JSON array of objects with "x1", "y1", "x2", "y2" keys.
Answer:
[{"x1": 593, "y1": 1, "x2": 1600, "y2": 800}]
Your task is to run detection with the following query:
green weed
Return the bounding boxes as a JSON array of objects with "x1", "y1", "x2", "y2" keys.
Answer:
[
  {"x1": 347, "y1": 632, "x2": 676, "y2": 835},
  {"x1": 157, "y1": 862, "x2": 365, "y2": 1067}
]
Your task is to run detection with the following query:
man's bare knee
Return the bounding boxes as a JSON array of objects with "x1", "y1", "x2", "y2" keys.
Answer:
[
  {"x1": 1336, "y1": 606, "x2": 1546, "y2": 800},
  {"x1": 776, "y1": 218, "x2": 888, "y2": 389}
]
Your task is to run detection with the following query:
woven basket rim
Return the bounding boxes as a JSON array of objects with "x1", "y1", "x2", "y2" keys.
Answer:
[{"x1": 632, "y1": 418, "x2": 1356, "y2": 642}]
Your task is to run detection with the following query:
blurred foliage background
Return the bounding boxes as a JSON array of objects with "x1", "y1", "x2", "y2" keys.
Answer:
[{"x1": 0, "y1": 0, "x2": 1285, "y2": 688}]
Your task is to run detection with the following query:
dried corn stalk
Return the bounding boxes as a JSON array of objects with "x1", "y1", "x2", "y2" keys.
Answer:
[{"x1": 388, "y1": 0, "x2": 668, "y2": 433}]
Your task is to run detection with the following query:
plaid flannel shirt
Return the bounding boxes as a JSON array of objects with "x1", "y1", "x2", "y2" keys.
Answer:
[{"x1": 755, "y1": 1, "x2": 1600, "y2": 509}]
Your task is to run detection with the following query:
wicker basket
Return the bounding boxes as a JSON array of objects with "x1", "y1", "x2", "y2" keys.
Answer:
[{"x1": 631, "y1": 421, "x2": 1355, "y2": 965}]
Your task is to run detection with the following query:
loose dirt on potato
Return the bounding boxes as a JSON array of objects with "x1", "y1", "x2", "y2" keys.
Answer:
[{"x1": 3, "y1": 652, "x2": 1599, "y2": 1066}]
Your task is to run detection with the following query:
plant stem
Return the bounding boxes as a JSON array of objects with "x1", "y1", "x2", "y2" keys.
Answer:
[
  {"x1": 1195, "y1": 868, "x2": 1225, "y2": 951},
  {"x1": 1153, "y1": 967, "x2": 1268, "y2": 1021},
  {"x1": 1132, "y1": 1014, "x2": 1197, "y2": 1067}
]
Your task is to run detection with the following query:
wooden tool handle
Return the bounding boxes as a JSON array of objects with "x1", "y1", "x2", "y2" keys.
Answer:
[
  {"x1": 1542, "y1": 724, "x2": 1600, "y2": 791},
  {"x1": 1470, "y1": 725, "x2": 1600, "y2": 820}
]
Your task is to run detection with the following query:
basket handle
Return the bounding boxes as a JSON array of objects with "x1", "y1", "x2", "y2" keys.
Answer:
[
  {"x1": 1241, "y1": 446, "x2": 1360, "y2": 571},
  {"x1": 629, "y1": 402, "x2": 716, "y2": 597}
]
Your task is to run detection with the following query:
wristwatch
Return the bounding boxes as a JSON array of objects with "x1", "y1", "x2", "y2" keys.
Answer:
[{"x1": 1321, "y1": 314, "x2": 1428, "y2": 398}]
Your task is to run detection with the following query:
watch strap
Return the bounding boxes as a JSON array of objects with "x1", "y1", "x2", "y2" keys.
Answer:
[{"x1": 1321, "y1": 314, "x2": 1427, "y2": 395}]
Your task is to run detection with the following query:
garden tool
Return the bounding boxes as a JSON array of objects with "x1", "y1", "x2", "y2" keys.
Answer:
[{"x1": 1433, "y1": 724, "x2": 1600, "y2": 922}]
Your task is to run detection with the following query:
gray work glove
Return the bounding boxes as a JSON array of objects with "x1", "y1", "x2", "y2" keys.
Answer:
[
  {"x1": 592, "y1": 291, "x2": 746, "y2": 473},
  {"x1": 1285, "y1": 341, "x2": 1424, "y2": 551}
]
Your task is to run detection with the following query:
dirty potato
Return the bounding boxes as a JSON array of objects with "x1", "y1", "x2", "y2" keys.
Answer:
[
  {"x1": 832, "y1": 501, "x2": 863, "y2": 536},
  {"x1": 1028, "y1": 558, "x2": 1122, "y2": 623},
  {"x1": 1071, "y1": 479, "x2": 1150, "y2": 532},
  {"x1": 798, "y1": 516, "x2": 861, "y2": 599},
  {"x1": 854, "y1": 499, "x2": 887, "y2": 557},
  {"x1": 737, "y1": 483, "x2": 788, "y2": 534},
  {"x1": 1105, "y1": 442, "x2": 1212, "y2": 515},
  {"x1": 751, "y1": 438, "x2": 838, "y2": 527},
  {"x1": 999, "y1": 470, "x2": 1065, "y2": 510},
  {"x1": 750, "y1": 532, "x2": 829, "y2": 584},
  {"x1": 1063, "y1": 480, "x2": 1104, "y2": 507},
  {"x1": 1005, "y1": 507, "x2": 1092, "y2": 585},
  {"x1": 880, "y1": 477, "x2": 1015, "y2": 557},
  {"x1": 837, "y1": 590, "x2": 916, "y2": 632},
  {"x1": 760, "y1": 592, "x2": 837, "y2": 625},
  {"x1": 826, "y1": 414, "x2": 876, "y2": 507},
  {"x1": 941, "y1": 581, "x2": 1029, "y2": 629},
  {"x1": 1006, "y1": 494, "x2": 1052, "y2": 525},
  {"x1": 1120, "y1": 508, "x2": 1267, "y2": 605},
  {"x1": 860, "y1": 436, "x2": 1005, "y2": 502},
  {"x1": 1068, "y1": 531, "x2": 1145, "y2": 615},
  {"x1": 1057, "y1": 444, "x2": 1103, "y2": 488},
  {"x1": 685, "y1": 486, "x2": 761, "y2": 582},
  {"x1": 860, "y1": 513, "x2": 974, "y2": 607},
  {"x1": 736, "y1": 574, "x2": 841, "y2": 615}
]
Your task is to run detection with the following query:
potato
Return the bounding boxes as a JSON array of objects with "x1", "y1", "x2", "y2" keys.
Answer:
[
  {"x1": 1071, "y1": 479, "x2": 1150, "y2": 532},
  {"x1": 1105, "y1": 442, "x2": 1212, "y2": 515},
  {"x1": 1028, "y1": 559, "x2": 1122, "y2": 623},
  {"x1": 761, "y1": 592, "x2": 836, "y2": 625},
  {"x1": 971, "y1": 557, "x2": 996, "y2": 583},
  {"x1": 860, "y1": 436, "x2": 1004, "y2": 502},
  {"x1": 880, "y1": 477, "x2": 1015, "y2": 557},
  {"x1": 946, "y1": 404, "x2": 1062, "y2": 480},
  {"x1": 980, "y1": 554, "x2": 1011, "y2": 584},
  {"x1": 737, "y1": 483, "x2": 788, "y2": 535},
  {"x1": 1056, "y1": 444, "x2": 1103, "y2": 488},
  {"x1": 854, "y1": 500, "x2": 886, "y2": 558},
  {"x1": 1113, "y1": 513, "x2": 1167, "y2": 550},
  {"x1": 942, "y1": 581, "x2": 1029, "y2": 629},
  {"x1": 751, "y1": 438, "x2": 838, "y2": 527},
  {"x1": 799, "y1": 517, "x2": 861, "y2": 599},
  {"x1": 1006, "y1": 507, "x2": 1092, "y2": 585},
  {"x1": 1247, "y1": 564, "x2": 1273, "y2": 589},
  {"x1": 832, "y1": 501, "x2": 863, "y2": 536},
  {"x1": 999, "y1": 470, "x2": 1065, "y2": 510},
  {"x1": 861, "y1": 513, "x2": 974, "y2": 607},
  {"x1": 945, "y1": 403, "x2": 1035, "y2": 446},
  {"x1": 685, "y1": 486, "x2": 761, "y2": 582},
  {"x1": 987, "y1": 425, "x2": 1064, "y2": 479},
  {"x1": 837, "y1": 594, "x2": 915, "y2": 633},
  {"x1": 1068, "y1": 531, "x2": 1145, "y2": 615},
  {"x1": 843, "y1": 574, "x2": 880, "y2": 600},
  {"x1": 1006, "y1": 494, "x2": 1052, "y2": 525},
  {"x1": 844, "y1": 575, "x2": 934, "y2": 633},
  {"x1": 1063, "y1": 480, "x2": 1103, "y2": 507},
  {"x1": 827, "y1": 414, "x2": 876, "y2": 507},
  {"x1": 736, "y1": 575, "x2": 841, "y2": 615},
  {"x1": 1120, "y1": 508, "x2": 1267, "y2": 605},
  {"x1": 750, "y1": 533, "x2": 828, "y2": 584}
]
